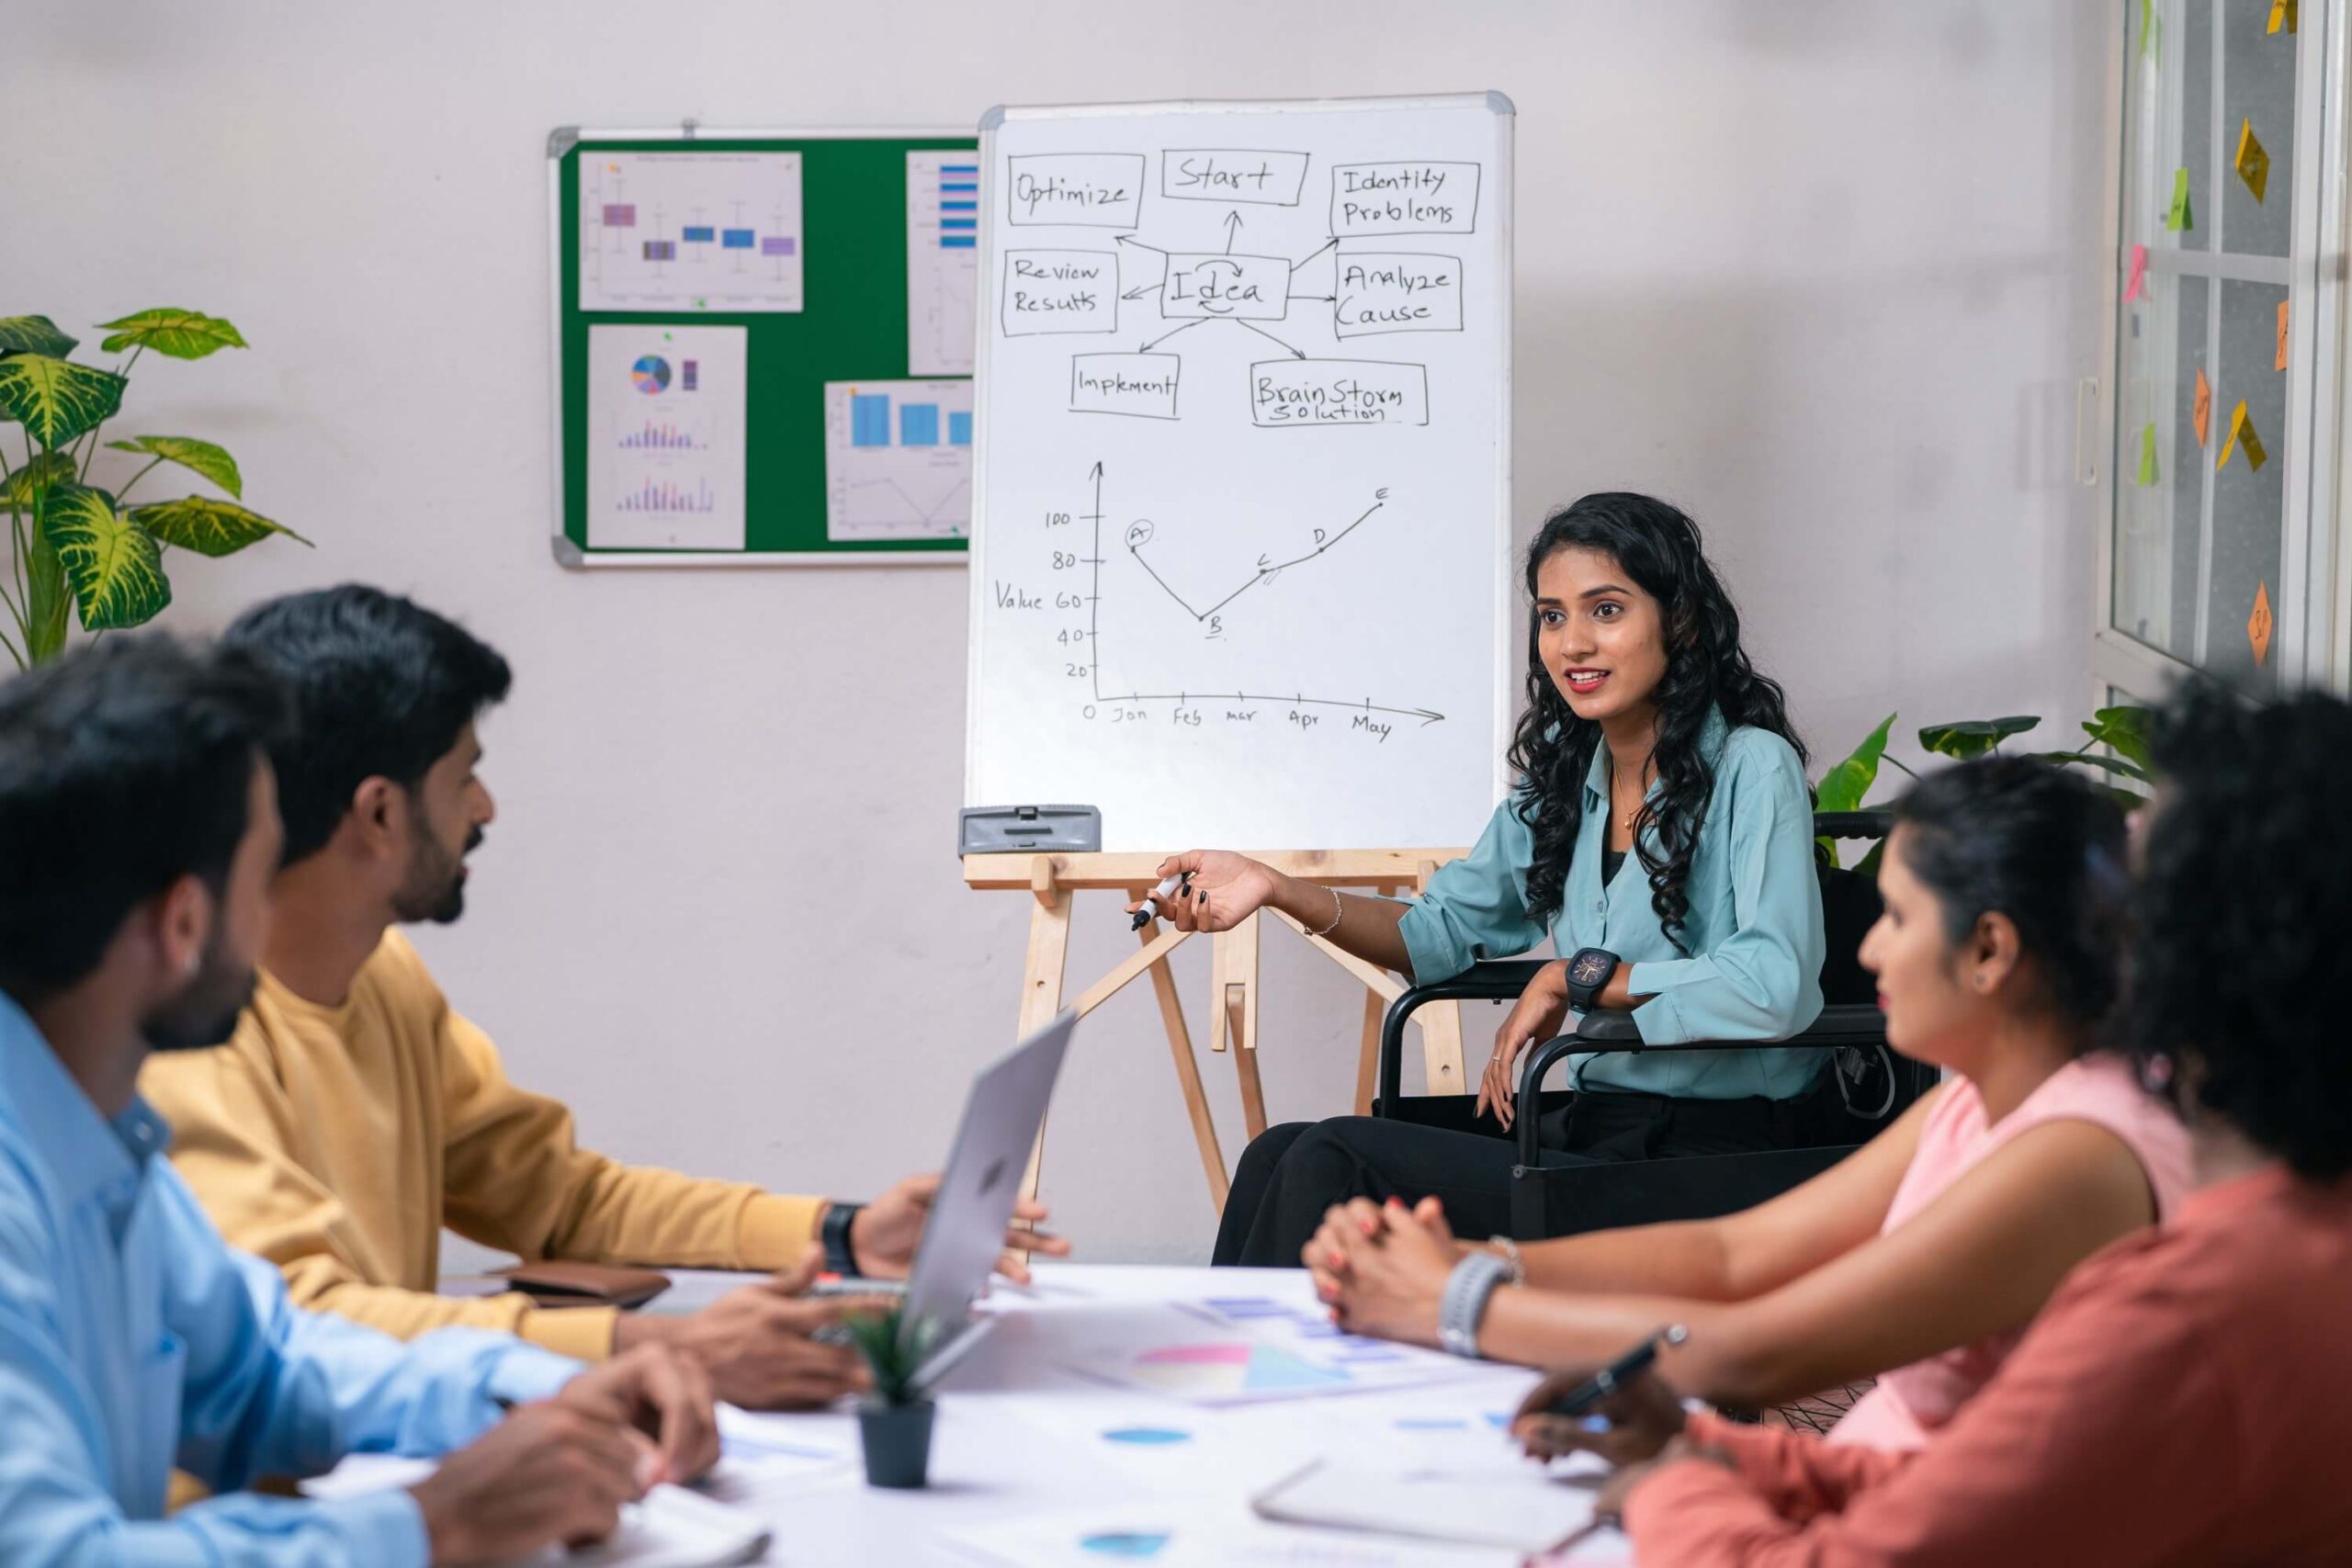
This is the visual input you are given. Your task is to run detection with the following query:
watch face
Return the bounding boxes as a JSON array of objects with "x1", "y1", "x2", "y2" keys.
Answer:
[{"x1": 1570, "y1": 951, "x2": 1611, "y2": 987}]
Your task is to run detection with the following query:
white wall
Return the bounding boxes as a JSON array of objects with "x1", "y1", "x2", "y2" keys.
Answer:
[{"x1": 3, "y1": 1, "x2": 2112, "y2": 1263}]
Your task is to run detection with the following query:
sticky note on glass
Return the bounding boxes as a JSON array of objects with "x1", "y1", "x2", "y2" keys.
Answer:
[
  {"x1": 2165, "y1": 167, "x2": 2193, "y2": 231},
  {"x1": 2237, "y1": 119, "x2": 2271, "y2": 204},
  {"x1": 2277, "y1": 300, "x2": 2290, "y2": 370},
  {"x1": 2137, "y1": 423, "x2": 2159, "y2": 487},
  {"x1": 2269, "y1": 0, "x2": 2297, "y2": 35},
  {"x1": 2249, "y1": 582, "x2": 2275, "y2": 666},
  {"x1": 2124, "y1": 243, "x2": 2149, "y2": 302},
  {"x1": 2217, "y1": 400, "x2": 2246, "y2": 468},
  {"x1": 2241, "y1": 411, "x2": 2268, "y2": 471},
  {"x1": 2194, "y1": 366, "x2": 2213, "y2": 446}
]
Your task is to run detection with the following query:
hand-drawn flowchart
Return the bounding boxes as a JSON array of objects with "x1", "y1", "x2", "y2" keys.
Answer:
[
  {"x1": 1000, "y1": 151, "x2": 1473, "y2": 431},
  {"x1": 968, "y1": 98, "x2": 1509, "y2": 852}
]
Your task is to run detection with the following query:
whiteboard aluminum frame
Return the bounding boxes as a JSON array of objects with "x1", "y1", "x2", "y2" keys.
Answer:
[
  {"x1": 964, "y1": 93, "x2": 1518, "y2": 822},
  {"x1": 547, "y1": 123, "x2": 976, "y2": 570}
]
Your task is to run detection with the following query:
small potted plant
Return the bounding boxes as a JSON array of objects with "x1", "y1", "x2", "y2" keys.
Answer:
[{"x1": 844, "y1": 1308, "x2": 942, "y2": 1489}]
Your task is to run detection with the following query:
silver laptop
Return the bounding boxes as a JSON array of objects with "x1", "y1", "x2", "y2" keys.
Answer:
[{"x1": 898, "y1": 1010, "x2": 1074, "y2": 1389}]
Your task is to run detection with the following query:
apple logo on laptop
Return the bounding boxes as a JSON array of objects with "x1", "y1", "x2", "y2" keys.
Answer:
[{"x1": 978, "y1": 1156, "x2": 1008, "y2": 1196}]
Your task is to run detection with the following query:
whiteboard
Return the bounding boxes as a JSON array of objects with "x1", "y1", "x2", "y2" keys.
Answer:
[{"x1": 964, "y1": 95, "x2": 1513, "y2": 851}]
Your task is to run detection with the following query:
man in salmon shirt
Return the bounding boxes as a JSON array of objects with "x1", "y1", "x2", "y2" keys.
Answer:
[{"x1": 1517, "y1": 682, "x2": 2352, "y2": 1565}]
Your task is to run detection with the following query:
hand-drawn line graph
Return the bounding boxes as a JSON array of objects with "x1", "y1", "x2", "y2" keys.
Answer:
[{"x1": 1074, "y1": 462, "x2": 1442, "y2": 726}]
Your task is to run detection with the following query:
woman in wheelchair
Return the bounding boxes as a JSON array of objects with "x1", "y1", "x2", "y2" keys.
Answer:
[
  {"x1": 1310, "y1": 756, "x2": 2189, "y2": 1451},
  {"x1": 1149, "y1": 491, "x2": 1834, "y2": 1268}
]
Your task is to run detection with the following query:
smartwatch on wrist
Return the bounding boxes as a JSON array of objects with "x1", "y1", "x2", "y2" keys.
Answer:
[
  {"x1": 1564, "y1": 947, "x2": 1621, "y2": 1012},
  {"x1": 821, "y1": 1201, "x2": 865, "y2": 1277}
]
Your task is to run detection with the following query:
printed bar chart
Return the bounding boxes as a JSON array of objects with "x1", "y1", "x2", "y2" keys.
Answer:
[
  {"x1": 949, "y1": 411, "x2": 973, "y2": 446},
  {"x1": 825, "y1": 378, "x2": 975, "y2": 541},
  {"x1": 901, "y1": 401, "x2": 942, "y2": 446}
]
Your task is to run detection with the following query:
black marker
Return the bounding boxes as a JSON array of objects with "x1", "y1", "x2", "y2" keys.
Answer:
[
  {"x1": 1541, "y1": 1323, "x2": 1689, "y2": 1420},
  {"x1": 1129, "y1": 871, "x2": 1192, "y2": 931}
]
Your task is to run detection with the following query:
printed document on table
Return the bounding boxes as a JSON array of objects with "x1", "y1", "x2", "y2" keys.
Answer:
[
  {"x1": 586, "y1": 324, "x2": 747, "y2": 551},
  {"x1": 580, "y1": 152, "x2": 805, "y2": 313},
  {"x1": 823, "y1": 377, "x2": 974, "y2": 541},
  {"x1": 907, "y1": 149, "x2": 981, "y2": 375}
]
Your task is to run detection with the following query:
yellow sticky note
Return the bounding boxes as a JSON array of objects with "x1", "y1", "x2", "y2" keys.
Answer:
[
  {"x1": 2237, "y1": 119, "x2": 2271, "y2": 204},
  {"x1": 2269, "y1": 0, "x2": 2297, "y2": 35},
  {"x1": 2165, "y1": 167, "x2": 2193, "y2": 231},
  {"x1": 2241, "y1": 412, "x2": 2268, "y2": 471},
  {"x1": 2249, "y1": 582, "x2": 2275, "y2": 667},
  {"x1": 2137, "y1": 423, "x2": 2159, "y2": 487},
  {"x1": 2277, "y1": 300, "x2": 2290, "y2": 371},
  {"x1": 2193, "y1": 367, "x2": 2213, "y2": 446},
  {"x1": 2217, "y1": 400, "x2": 2246, "y2": 469}
]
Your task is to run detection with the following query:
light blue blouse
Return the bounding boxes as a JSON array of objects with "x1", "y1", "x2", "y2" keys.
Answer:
[{"x1": 1398, "y1": 709, "x2": 1827, "y2": 1100}]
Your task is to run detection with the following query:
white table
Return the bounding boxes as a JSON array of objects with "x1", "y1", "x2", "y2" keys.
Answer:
[{"x1": 644, "y1": 1264, "x2": 1628, "y2": 1567}]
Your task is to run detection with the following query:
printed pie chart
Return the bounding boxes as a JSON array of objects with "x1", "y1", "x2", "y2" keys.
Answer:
[{"x1": 631, "y1": 355, "x2": 671, "y2": 394}]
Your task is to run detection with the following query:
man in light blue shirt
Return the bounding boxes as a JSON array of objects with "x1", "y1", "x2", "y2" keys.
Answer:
[{"x1": 0, "y1": 636, "x2": 719, "y2": 1565}]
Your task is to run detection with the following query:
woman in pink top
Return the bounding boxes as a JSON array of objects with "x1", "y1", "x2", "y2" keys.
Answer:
[
  {"x1": 1313, "y1": 758, "x2": 2189, "y2": 1436},
  {"x1": 1520, "y1": 683, "x2": 2352, "y2": 1564}
]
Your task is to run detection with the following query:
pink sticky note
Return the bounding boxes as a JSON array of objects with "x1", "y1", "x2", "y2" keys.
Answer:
[{"x1": 2123, "y1": 243, "x2": 2148, "y2": 303}]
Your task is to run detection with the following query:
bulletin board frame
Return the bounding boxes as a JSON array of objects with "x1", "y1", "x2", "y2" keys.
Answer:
[{"x1": 548, "y1": 124, "x2": 980, "y2": 568}]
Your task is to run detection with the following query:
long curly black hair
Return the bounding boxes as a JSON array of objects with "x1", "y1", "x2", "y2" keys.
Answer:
[{"x1": 1506, "y1": 493, "x2": 1806, "y2": 949}]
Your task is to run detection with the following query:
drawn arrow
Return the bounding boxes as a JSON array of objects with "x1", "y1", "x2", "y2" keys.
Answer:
[
  {"x1": 1137, "y1": 319, "x2": 1209, "y2": 354},
  {"x1": 1228, "y1": 319, "x2": 1306, "y2": 359},
  {"x1": 1223, "y1": 210, "x2": 1245, "y2": 254},
  {"x1": 1292, "y1": 236, "x2": 1340, "y2": 268},
  {"x1": 1114, "y1": 234, "x2": 1168, "y2": 255},
  {"x1": 1287, "y1": 293, "x2": 1338, "y2": 303},
  {"x1": 1121, "y1": 283, "x2": 1159, "y2": 300}
]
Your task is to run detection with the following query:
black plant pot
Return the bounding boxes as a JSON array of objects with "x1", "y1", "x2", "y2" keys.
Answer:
[{"x1": 857, "y1": 1397, "x2": 935, "y2": 1489}]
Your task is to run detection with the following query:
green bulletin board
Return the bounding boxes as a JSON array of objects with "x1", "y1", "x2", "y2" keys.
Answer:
[{"x1": 549, "y1": 127, "x2": 978, "y2": 564}]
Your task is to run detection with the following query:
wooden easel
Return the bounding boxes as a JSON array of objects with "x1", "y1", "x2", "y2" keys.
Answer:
[{"x1": 961, "y1": 849, "x2": 1470, "y2": 1213}]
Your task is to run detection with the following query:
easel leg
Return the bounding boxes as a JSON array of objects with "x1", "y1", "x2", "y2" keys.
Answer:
[
  {"x1": 1419, "y1": 1000, "x2": 1468, "y2": 1098},
  {"x1": 1353, "y1": 988, "x2": 1385, "y2": 1116},
  {"x1": 1015, "y1": 884, "x2": 1073, "y2": 1210},
  {"x1": 1218, "y1": 914, "x2": 1267, "y2": 1142},
  {"x1": 1133, "y1": 907, "x2": 1227, "y2": 1212}
]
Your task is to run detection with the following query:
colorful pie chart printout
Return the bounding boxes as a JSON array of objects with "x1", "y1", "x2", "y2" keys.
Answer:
[{"x1": 631, "y1": 355, "x2": 671, "y2": 394}]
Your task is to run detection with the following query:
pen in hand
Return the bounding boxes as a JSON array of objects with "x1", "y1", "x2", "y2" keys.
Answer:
[
  {"x1": 1130, "y1": 871, "x2": 1192, "y2": 931},
  {"x1": 1543, "y1": 1323, "x2": 1689, "y2": 1430}
]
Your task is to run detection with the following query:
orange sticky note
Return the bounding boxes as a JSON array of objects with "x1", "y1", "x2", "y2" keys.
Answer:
[
  {"x1": 2124, "y1": 243, "x2": 2149, "y2": 303},
  {"x1": 2193, "y1": 367, "x2": 2213, "y2": 446},
  {"x1": 2249, "y1": 582, "x2": 2275, "y2": 667},
  {"x1": 2269, "y1": 0, "x2": 2297, "y2": 34},
  {"x1": 2278, "y1": 300, "x2": 2290, "y2": 370},
  {"x1": 2217, "y1": 400, "x2": 2247, "y2": 469},
  {"x1": 2237, "y1": 119, "x2": 2271, "y2": 204}
]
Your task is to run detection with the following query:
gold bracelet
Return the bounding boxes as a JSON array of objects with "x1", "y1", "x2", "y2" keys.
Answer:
[{"x1": 1306, "y1": 884, "x2": 1345, "y2": 938}]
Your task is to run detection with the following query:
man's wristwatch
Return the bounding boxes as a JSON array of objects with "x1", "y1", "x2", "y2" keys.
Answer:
[
  {"x1": 1564, "y1": 947, "x2": 1621, "y2": 1011},
  {"x1": 821, "y1": 1201, "x2": 865, "y2": 1276}
]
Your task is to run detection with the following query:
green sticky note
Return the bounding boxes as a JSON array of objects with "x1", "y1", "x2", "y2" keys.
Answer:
[
  {"x1": 2138, "y1": 423, "x2": 2159, "y2": 487},
  {"x1": 2165, "y1": 168, "x2": 2193, "y2": 232},
  {"x1": 2142, "y1": 0, "x2": 2160, "y2": 61}
]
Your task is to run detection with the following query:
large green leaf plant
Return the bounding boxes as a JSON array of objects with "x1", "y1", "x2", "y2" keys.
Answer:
[
  {"x1": 0, "y1": 310, "x2": 309, "y2": 669},
  {"x1": 1816, "y1": 707, "x2": 2154, "y2": 874}
]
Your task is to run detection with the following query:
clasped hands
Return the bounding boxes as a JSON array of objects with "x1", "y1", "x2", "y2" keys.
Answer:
[{"x1": 1306, "y1": 1193, "x2": 1720, "y2": 1523}]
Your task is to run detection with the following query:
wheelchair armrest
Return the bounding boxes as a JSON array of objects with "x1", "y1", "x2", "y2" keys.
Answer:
[
  {"x1": 1373, "y1": 960, "x2": 1558, "y2": 1115},
  {"x1": 1510, "y1": 1002, "x2": 1893, "y2": 1166}
]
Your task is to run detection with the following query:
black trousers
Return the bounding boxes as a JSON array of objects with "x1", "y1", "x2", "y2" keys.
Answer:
[{"x1": 1211, "y1": 1090, "x2": 1803, "y2": 1268}]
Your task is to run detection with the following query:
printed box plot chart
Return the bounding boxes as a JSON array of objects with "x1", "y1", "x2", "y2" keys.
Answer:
[
  {"x1": 586, "y1": 324, "x2": 747, "y2": 550},
  {"x1": 907, "y1": 150, "x2": 982, "y2": 376},
  {"x1": 580, "y1": 152, "x2": 806, "y2": 313},
  {"x1": 825, "y1": 378, "x2": 975, "y2": 543}
]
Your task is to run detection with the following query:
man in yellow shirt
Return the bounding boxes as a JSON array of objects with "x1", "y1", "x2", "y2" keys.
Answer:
[{"x1": 141, "y1": 586, "x2": 1064, "y2": 1408}]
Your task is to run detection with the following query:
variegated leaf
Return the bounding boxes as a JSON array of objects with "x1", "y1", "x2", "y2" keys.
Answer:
[
  {"x1": 2, "y1": 451, "x2": 78, "y2": 513},
  {"x1": 0, "y1": 315, "x2": 77, "y2": 356},
  {"x1": 0, "y1": 354, "x2": 128, "y2": 449},
  {"x1": 40, "y1": 484, "x2": 170, "y2": 630},
  {"x1": 106, "y1": 434, "x2": 243, "y2": 498},
  {"x1": 126, "y1": 494, "x2": 309, "y2": 558},
  {"x1": 95, "y1": 308, "x2": 247, "y2": 360}
]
